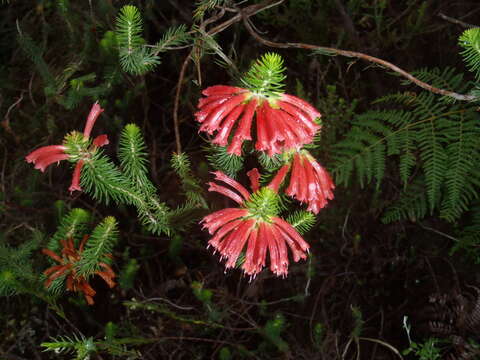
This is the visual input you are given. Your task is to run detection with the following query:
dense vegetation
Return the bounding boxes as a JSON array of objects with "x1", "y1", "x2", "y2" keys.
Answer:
[{"x1": 1, "y1": 1, "x2": 480, "y2": 359}]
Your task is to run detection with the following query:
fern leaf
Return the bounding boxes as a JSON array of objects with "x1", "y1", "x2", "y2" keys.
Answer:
[
  {"x1": 440, "y1": 113, "x2": 480, "y2": 221},
  {"x1": 382, "y1": 181, "x2": 429, "y2": 223},
  {"x1": 417, "y1": 118, "x2": 447, "y2": 213}
]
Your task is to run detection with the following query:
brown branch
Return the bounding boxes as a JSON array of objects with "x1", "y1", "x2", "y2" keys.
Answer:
[{"x1": 241, "y1": 16, "x2": 478, "y2": 102}]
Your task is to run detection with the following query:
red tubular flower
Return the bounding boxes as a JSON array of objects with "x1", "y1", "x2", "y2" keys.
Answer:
[
  {"x1": 201, "y1": 170, "x2": 310, "y2": 278},
  {"x1": 284, "y1": 150, "x2": 335, "y2": 214},
  {"x1": 195, "y1": 85, "x2": 321, "y2": 156},
  {"x1": 25, "y1": 102, "x2": 109, "y2": 193},
  {"x1": 42, "y1": 236, "x2": 116, "y2": 305}
]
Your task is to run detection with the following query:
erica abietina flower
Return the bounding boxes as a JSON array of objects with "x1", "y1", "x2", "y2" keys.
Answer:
[
  {"x1": 195, "y1": 85, "x2": 321, "y2": 156},
  {"x1": 25, "y1": 102, "x2": 109, "y2": 193},
  {"x1": 42, "y1": 236, "x2": 116, "y2": 305},
  {"x1": 278, "y1": 150, "x2": 335, "y2": 214},
  {"x1": 201, "y1": 170, "x2": 310, "y2": 277}
]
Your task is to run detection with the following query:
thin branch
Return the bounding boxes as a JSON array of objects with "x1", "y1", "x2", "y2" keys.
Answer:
[
  {"x1": 438, "y1": 12, "x2": 477, "y2": 29},
  {"x1": 242, "y1": 16, "x2": 478, "y2": 102}
]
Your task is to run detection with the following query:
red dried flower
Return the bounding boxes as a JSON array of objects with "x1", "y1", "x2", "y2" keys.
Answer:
[
  {"x1": 195, "y1": 86, "x2": 321, "y2": 156},
  {"x1": 25, "y1": 102, "x2": 109, "y2": 193},
  {"x1": 42, "y1": 236, "x2": 116, "y2": 305},
  {"x1": 201, "y1": 170, "x2": 310, "y2": 278}
]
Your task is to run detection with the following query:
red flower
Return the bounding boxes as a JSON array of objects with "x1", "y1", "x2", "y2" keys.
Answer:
[
  {"x1": 25, "y1": 102, "x2": 109, "y2": 193},
  {"x1": 42, "y1": 236, "x2": 116, "y2": 305},
  {"x1": 195, "y1": 85, "x2": 321, "y2": 156},
  {"x1": 201, "y1": 170, "x2": 310, "y2": 278},
  {"x1": 283, "y1": 150, "x2": 335, "y2": 214}
]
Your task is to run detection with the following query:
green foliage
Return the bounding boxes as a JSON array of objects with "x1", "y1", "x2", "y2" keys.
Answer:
[
  {"x1": 41, "y1": 331, "x2": 143, "y2": 360},
  {"x1": 77, "y1": 216, "x2": 118, "y2": 277},
  {"x1": 193, "y1": 0, "x2": 226, "y2": 21},
  {"x1": 206, "y1": 145, "x2": 244, "y2": 178},
  {"x1": 119, "y1": 123, "x2": 155, "y2": 195},
  {"x1": 450, "y1": 203, "x2": 480, "y2": 263},
  {"x1": 261, "y1": 313, "x2": 289, "y2": 352},
  {"x1": 241, "y1": 53, "x2": 286, "y2": 96},
  {"x1": 81, "y1": 146, "x2": 172, "y2": 236},
  {"x1": 350, "y1": 306, "x2": 364, "y2": 338},
  {"x1": 0, "y1": 231, "x2": 41, "y2": 296},
  {"x1": 333, "y1": 68, "x2": 480, "y2": 223},
  {"x1": 16, "y1": 31, "x2": 57, "y2": 96},
  {"x1": 403, "y1": 338, "x2": 443, "y2": 360},
  {"x1": 118, "y1": 258, "x2": 140, "y2": 291},
  {"x1": 115, "y1": 5, "x2": 189, "y2": 75},
  {"x1": 459, "y1": 27, "x2": 480, "y2": 81},
  {"x1": 171, "y1": 152, "x2": 207, "y2": 208},
  {"x1": 42, "y1": 334, "x2": 96, "y2": 360},
  {"x1": 286, "y1": 210, "x2": 316, "y2": 234},
  {"x1": 47, "y1": 208, "x2": 91, "y2": 253}
]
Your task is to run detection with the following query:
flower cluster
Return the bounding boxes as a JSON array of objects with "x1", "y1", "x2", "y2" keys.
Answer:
[
  {"x1": 283, "y1": 150, "x2": 335, "y2": 214},
  {"x1": 25, "y1": 102, "x2": 109, "y2": 193},
  {"x1": 198, "y1": 54, "x2": 338, "y2": 277},
  {"x1": 42, "y1": 236, "x2": 116, "y2": 305},
  {"x1": 195, "y1": 85, "x2": 320, "y2": 156},
  {"x1": 201, "y1": 170, "x2": 310, "y2": 278}
]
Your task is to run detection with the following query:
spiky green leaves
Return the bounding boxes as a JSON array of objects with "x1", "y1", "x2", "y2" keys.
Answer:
[
  {"x1": 459, "y1": 27, "x2": 480, "y2": 81},
  {"x1": 241, "y1": 53, "x2": 286, "y2": 97},
  {"x1": 115, "y1": 5, "x2": 189, "y2": 75},
  {"x1": 77, "y1": 217, "x2": 118, "y2": 277},
  {"x1": 244, "y1": 187, "x2": 281, "y2": 222}
]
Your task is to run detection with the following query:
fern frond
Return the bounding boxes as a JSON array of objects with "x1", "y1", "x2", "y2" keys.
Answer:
[
  {"x1": 206, "y1": 145, "x2": 244, "y2": 177},
  {"x1": 48, "y1": 208, "x2": 91, "y2": 252},
  {"x1": 439, "y1": 113, "x2": 480, "y2": 221},
  {"x1": 459, "y1": 27, "x2": 480, "y2": 81},
  {"x1": 77, "y1": 217, "x2": 118, "y2": 277},
  {"x1": 286, "y1": 211, "x2": 316, "y2": 235},
  {"x1": 382, "y1": 181, "x2": 429, "y2": 223}
]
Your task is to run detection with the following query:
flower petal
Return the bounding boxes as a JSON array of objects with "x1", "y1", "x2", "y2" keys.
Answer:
[
  {"x1": 26, "y1": 145, "x2": 67, "y2": 163},
  {"x1": 83, "y1": 102, "x2": 105, "y2": 138},
  {"x1": 202, "y1": 85, "x2": 247, "y2": 96},
  {"x1": 212, "y1": 105, "x2": 245, "y2": 146},
  {"x1": 212, "y1": 171, "x2": 251, "y2": 202},
  {"x1": 34, "y1": 153, "x2": 69, "y2": 172},
  {"x1": 199, "y1": 94, "x2": 247, "y2": 134},
  {"x1": 92, "y1": 134, "x2": 109, "y2": 147},
  {"x1": 227, "y1": 98, "x2": 258, "y2": 155},
  {"x1": 69, "y1": 160, "x2": 84, "y2": 193}
]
